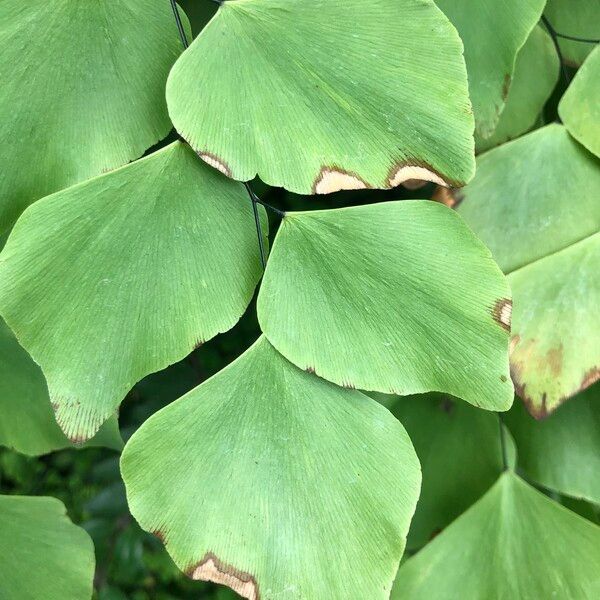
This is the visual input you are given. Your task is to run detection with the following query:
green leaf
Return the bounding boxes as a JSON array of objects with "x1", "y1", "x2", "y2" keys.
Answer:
[
  {"x1": 436, "y1": 0, "x2": 546, "y2": 139},
  {"x1": 0, "y1": 142, "x2": 265, "y2": 442},
  {"x1": 167, "y1": 0, "x2": 475, "y2": 193},
  {"x1": 390, "y1": 393, "x2": 513, "y2": 550},
  {"x1": 392, "y1": 472, "x2": 600, "y2": 599},
  {"x1": 559, "y1": 44, "x2": 600, "y2": 158},
  {"x1": 505, "y1": 384, "x2": 600, "y2": 504},
  {"x1": 475, "y1": 26, "x2": 559, "y2": 153},
  {"x1": 0, "y1": 0, "x2": 187, "y2": 234},
  {"x1": 121, "y1": 336, "x2": 421, "y2": 600},
  {"x1": 0, "y1": 494, "x2": 95, "y2": 599},
  {"x1": 0, "y1": 319, "x2": 122, "y2": 456},
  {"x1": 258, "y1": 201, "x2": 513, "y2": 410},
  {"x1": 457, "y1": 124, "x2": 600, "y2": 416},
  {"x1": 544, "y1": 0, "x2": 600, "y2": 66}
]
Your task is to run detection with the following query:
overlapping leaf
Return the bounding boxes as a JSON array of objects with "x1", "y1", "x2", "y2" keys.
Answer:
[
  {"x1": 122, "y1": 337, "x2": 421, "y2": 600},
  {"x1": 476, "y1": 26, "x2": 558, "y2": 153},
  {"x1": 0, "y1": 0, "x2": 187, "y2": 233},
  {"x1": 0, "y1": 142, "x2": 265, "y2": 442},
  {"x1": 167, "y1": 0, "x2": 475, "y2": 193},
  {"x1": 457, "y1": 124, "x2": 600, "y2": 416},
  {"x1": 258, "y1": 201, "x2": 513, "y2": 410},
  {"x1": 391, "y1": 393, "x2": 513, "y2": 549},
  {"x1": 505, "y1": 383, "x2": 600, "y2": 504},
  {"x1": 0, "y1": 495, "x2": 95, "y2": 599},
  {"x1": 0, "y1": 319, "x2": 122, "y2": 456},
  {"x1": 392, "y1": 472, "x2": 600, "y2": 599},
  {"x1": 544, "y1": 0, "x2": 600, "y2": 66},
  {"x1": 436, "y1": 0, "x2": 546, "y2": 138},
  {"x1": 559, "y1": 44, "x2": 600, "y2": 158}
]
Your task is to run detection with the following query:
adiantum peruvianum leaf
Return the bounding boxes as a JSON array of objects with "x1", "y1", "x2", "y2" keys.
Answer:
[
  {"x1": 121, "y1": 336, "x2": 421, "y2": 600},
  {"x1": 0, "y1": 142, "x2": 266, "y2": 442},
  {"x1": 544, "y1": 0, "x2": 600, "y2": 66},
  {"x1": 475, "y1": 25, "x2": 559, "y2": 154},
  {"x1": 258, "y1": 201, "x2": 513, "y2": 410},
  {"x1": 392, "y1": 472, "x2": 600, "y2": 599},
  {"x1": 0, "y1": 495, "x2": 95, "y2": 599},
  {"x1": 457, "y1": 124, "x2": 600, "y2": 417},
  {"x1": 167, "y1": 0, "x2": 475, "y2": 194},
  {"x1": 390, "y1": 393, "x2": 515, "y2": 550},
  {"x1": 559, "y1": 44, "x2": 600, "y2": 159},
  {"x1": 0, "y1": 0, "x2": 187, "y2": 233},
  {"x1": 436, "y1": 0, "x2": 546, "y2": 139},
  {"x1": 505, "y1": 383, "x2": 600, "y2": 505},
  {"x1": 0, "y1": 319, "x2": 122, "y2": 456}
]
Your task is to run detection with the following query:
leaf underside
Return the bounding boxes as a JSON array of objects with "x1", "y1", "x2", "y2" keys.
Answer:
[
  {"x1": 122, "y1": 337, "x2": 421, "y2": 600},
  {"x1": 167, "y1": 0, "x2": 475, "y2": 193},
  {"x1": 392, "y1": 472, "x2": 600, "y2": 599},
  {"x1": 0, "y1": 142, "x2": 265, "y2": 441},
  {"x1": 259, "y1": 200, "x2": 513, "y2": 410},
  {"x1": 0, "y1": 495, "x2": 95, "y2": 599},
  {"x1": 458, "y1": 124, "x2": 600, "y2": 416},
  {"x1": 0, "y1": 0, "x2": 185, "y2": 233}
]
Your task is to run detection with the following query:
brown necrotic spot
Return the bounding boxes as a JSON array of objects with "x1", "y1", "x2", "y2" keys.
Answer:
[
  {"x1": 305, "y1": 366, "x2": 316, "y2": 374},
  {"x1": 502, "y1": 74, "x2": 512, "y2": 100},
  {"x1": 188, "y1": 553, "x2": 259, "y2": 600},
  {"x1": 492, "y1": 299, "x2": 512, "y2": 332},
  {"x1": 312, "y1": 167, "x2": 369, "y2": 194},
  {"x1": 198, "y1": 152, "x2": 232, "y2": 177},
  {"x1": 151, "y1": 530, "x2": 166, "y2": 543},
  {"x1": 432, "y1": 185, "x2": 464, "y2": 209}
]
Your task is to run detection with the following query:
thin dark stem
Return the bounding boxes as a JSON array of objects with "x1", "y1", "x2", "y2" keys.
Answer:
[
  {"x1": 169, "y1": 0, "x2": 189, "y2": 49},
  {"x1": 553, "y1": 32, "x2": 599, "y2": 44},
  {"x1": 255, "y1": 197, "x2": 286, "y2": 218},
  {"x1": 541, "y1": 16, "x2": 572, "y2": 84},
  {"x1": 498, "y1": 413, "x2": 509, "y2": 471},
  {"x1": 245, "y1": 182, "x2": 267, "y2": 270}
]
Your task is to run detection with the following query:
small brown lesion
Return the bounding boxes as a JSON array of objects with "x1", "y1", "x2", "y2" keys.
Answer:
[
  {"x1": 187, "y1": 553, "x2": 259, "y2": 600},
  {"x1": 502, "y1": 73, "x2": 512, "y2": 100},
  {"x1": 198, "y1": 152, "x2": 232, "y2": 177},
  {"x1": 305, "y1": 366, "x2": 316, "y2": 374},
  {"x1": 312, "y1": 166, "x2": 369, "y2": 194},
  {"x1": 432, "y1": 185, "x2": 464, "y2": 208},
  {"x1": 151, "y1": 530, "x2": 166, "y2": 543},
  {"x1": 492, "y1": 298, "x2": 512, "y2": 332}
]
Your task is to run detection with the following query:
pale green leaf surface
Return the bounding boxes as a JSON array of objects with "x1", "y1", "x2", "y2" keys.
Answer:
[
  {"x1": 258, "y1": 201, "x2": 513, "y2": 410},
  {"x1": 436, "y1": 0, "x2": 546, "y2": 139},
  {"x1": 167, "y1": 0, "x2": 475, "y2": 193},
  {"x1": 457, "y1": 124, "x2": 600, "y2": 416},
  {"x1": 0, "y1": 319, "x2": 122, "y2": 456},
  {"x1": 559, "y1": 44, "x2": 600, "y2": 158},
  {"x1": 121, "y1": 337, "x2": 421, "y2": 600},
  {"x1": 544, "y1": 0, "x2": 600, "y2": 66},
  {"x1": 505, "y1": 384, "x2": 600, "y2": 504},
  {"x1": 458, "y1": 124, "x2": 600, "y2": 273},
  {"x1": 0, "y1": 142, "x2": 265, "y2": 442},
  {"x1": 476, "y1": 26, "x2": 559, "y2": 153},
  {"x1": 0, "y1": 495, "x2": 95, "y2": 599},
  {"x1": 392, "y1": 472, "x2": 600, "y2": 600},
  {"x1": 390, "y1": 393, "x2": 513, "y2": 549},
  {"x1": 0, "y1": 0, "x2": 187, "y2": 233},
  {"x1": 508, "y1": 233, "x2": 600, "y2": 416}
]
